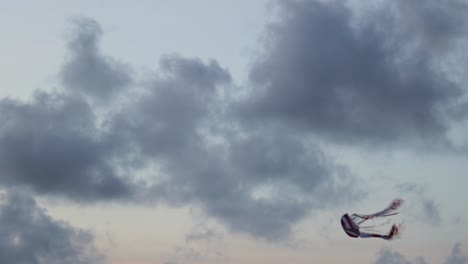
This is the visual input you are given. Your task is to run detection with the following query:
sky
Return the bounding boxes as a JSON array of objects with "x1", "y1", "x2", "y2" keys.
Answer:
[{"x1": 1, "y1": 0, "x2": 468, "y2": 263}]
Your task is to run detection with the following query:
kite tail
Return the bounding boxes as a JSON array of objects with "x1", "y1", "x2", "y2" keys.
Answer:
[{"x1": 368, "y1": 198, "x2": 404, "y2": 219}]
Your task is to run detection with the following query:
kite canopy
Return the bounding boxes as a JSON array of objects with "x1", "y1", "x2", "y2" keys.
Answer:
[{"x1": 341, "y1": 213, "x2": 360, "y2": 237}]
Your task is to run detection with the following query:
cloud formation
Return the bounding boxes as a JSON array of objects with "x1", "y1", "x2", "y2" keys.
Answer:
[
  {"x1": 61, "y1": 17, "x2": 132, "y2": 102},
  {"x1": 374, "y1": 247, "x2": 424, "y2": 264},
  {"x1": 237, "y1": 0, "x2": 468, "y2": 146},
  {"x1": 0, "y1": 190, "x2": 102, "y2": 264},
  {"x1": 165, "y1": 223, "x2": 226, "y2": 264},
  {"x1": 444, "y1": 243, "x2": 468, "y2": 264},
  {"x1": 0, "y1": 12, "x2": 386, "y2": 241},
  {"x1": 422, "y1": 199, "x2": 442, "y2": 226},
  {"x1": 374, "y1": 244, "x2": 468, "y2": 264},
  {"x1": 0, "y1": 91, "x2": 134, "y2": 201},
  {"x1": 109, "y1": 54, "x2": 361, "y2": 240}
]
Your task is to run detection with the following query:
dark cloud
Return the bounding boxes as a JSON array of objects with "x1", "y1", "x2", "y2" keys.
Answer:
[
  {"x1": 108, "y1": 54, "x2": 362, "y2": 240},
  {"x1": 0, "y1": 91, "x2": 134, "y2": 201},
  {"x1": 108, "y1": 54, "x2": 230, "y2": 159},
  {"x1": 144, "y1": 129, "x2": 360, "y2": 241},
  {"x1": 391, "y1": 0, "x2": 468, "y2": 53},
  {"x1": 0, "y1": 17, "x2": 364, "y2": 241},
  {"x1": 61, "y1": 17, "x2": 132, "y2": 102},
  {"x1": 237, "y1": 0, "x2": 468, "y2": 146},
  {"x1": 0, "y1": 190, "x2": 103, "y2": 264}
]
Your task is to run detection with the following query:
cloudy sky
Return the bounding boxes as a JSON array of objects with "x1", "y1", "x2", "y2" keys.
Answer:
[{"x1": 1, "y1": 0, "x2": 468, "y2": 263}]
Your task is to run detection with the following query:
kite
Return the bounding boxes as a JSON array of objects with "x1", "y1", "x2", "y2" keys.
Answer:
[{"x1": 341, "y1": 199, "x2": 404, "y2": 240}]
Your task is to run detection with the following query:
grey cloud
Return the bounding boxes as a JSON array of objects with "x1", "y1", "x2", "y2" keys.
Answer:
[
  {"x1": 108, "y1": 55, "x2": 308, "y2": 240},
  {"x1": 0, "y1": 91, "x2": 134, "y2": 201},
  {"x1": 109, "y1": 54, "x2": 362, "y2": 241},
  {"x1": 396, "y1": 183, "x2": 442, "y2": 225},
  {"x1": 229, "y1": 133, "x2": 330, "y2": 192},
  {"x1": 237, "y1": 0, "x2": 468, "y2": 146},
  {"x1": 185, "y1": 224, "x2": 220, "y2": 243},
  {"x1": 165, "y1": 246, "x2": 202, "y2": 264},
  {"x1": 374, "y1": 247, "x2": 420, "y2": 264},
  {"x1": 453, "y1": 215, "x2": 465, "y2": 225},
  {"x1": 422, "y1": 199, "x2": 442, "y2": 226},
  {"x1": 395, "y1": 182, "x2": 424, "y2": 193},
  {"x1": 374, "y1": 244, "x2": 467, "y2": 264},
  {"x1": 0, "y1": 17, "x2": 364, "y2": 242},
  {"x1": 166, "y1": 223, "x2": 226, "y2": 264},
  {"x1": 108, "y1": 55, "x2": 231, "y2": 160},
  {"x1": 146, "y1": 130, "x2": 361, "y2": 241},
  {"x1": 159, "y1": 54, "x2": 231, "y2": 90},
  {"x1": 444, "y1": 243, "x2": 468, "y2": 264},
  {"x1": 392, "y1": 0, "x2": 468, "y2": 52},
  {"x1": 61, "y1": 17, "x2": 132, "y2": 102},
  {"x1": 0, "y1": 190, "x2": 103, "y2": 264}
]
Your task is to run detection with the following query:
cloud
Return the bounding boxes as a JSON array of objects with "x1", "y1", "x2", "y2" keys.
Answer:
[
  {"x1": 390, "y1": 0, "x2": 468, "y2": 53},
  {"x1": 236, "y1": 0, "x2": 468, "y2": 146},
  {"x1": 185, "y1": 224, "x2": 221, "y2": 243},
  {"x1": 0, "y1": 190, "x2": 103, "y2": 264},
  {"x1": 0, "y1": 18, "x2": 364, "y2": 241},
  {"x1": 60, "y1": 17, "x2": 132, "y2": 103},
  {"x1": 108, "y1": 54, "x2": 363, "y2": 241},
  {"x1": 0, "y1": 91, "x2": 134, "y2": 201},
  {"x1": 444, "y1": 243, "x2": 468, "y2": 264},
  {"x1": 374, "y1": 244, "x2": 467, "y2": 264},
  {"x1": 108, "y1": 54, "x2": 231, "y2": 160},
  {"x1": 395, "y1": 183, "x2": 442, "y2": 225},
  {"x1": 166, "y1": 223, "x2": 226, "y2": 264},
  {"x1": 374, "y1": 247, "x2": 423, "y2": 264},
  {"x1": 422, "y1": 199, "x2": 442, "y2": 226}
]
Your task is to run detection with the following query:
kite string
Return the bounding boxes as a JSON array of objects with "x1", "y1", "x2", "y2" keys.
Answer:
[{"x1": 359, "y1": 219, "x2": 392, "y2": 229}]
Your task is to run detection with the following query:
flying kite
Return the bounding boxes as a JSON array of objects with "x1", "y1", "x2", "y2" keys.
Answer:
[{"x1": 341, "y1": 199, "x2": 403, "y2": 240}]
